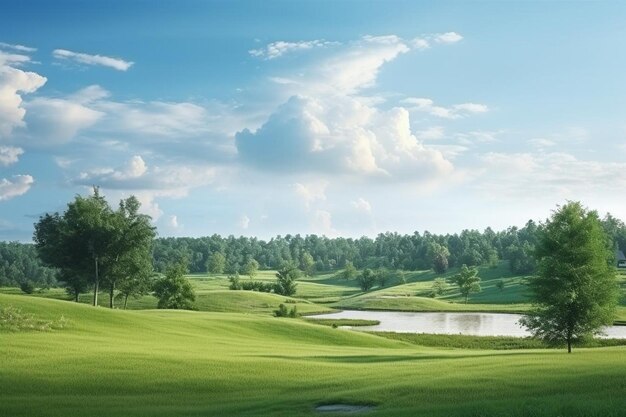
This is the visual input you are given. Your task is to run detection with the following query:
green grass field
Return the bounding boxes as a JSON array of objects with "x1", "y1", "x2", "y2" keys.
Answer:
[{"x1": 1, "y1": 293, "x2": 626, "y2": 417}]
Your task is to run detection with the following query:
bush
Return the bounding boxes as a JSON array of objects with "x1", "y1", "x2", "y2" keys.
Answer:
[
  {"x1": 228, "y1": 273, "x2": 241, "y2": 290},
  {"x1": 273, "y1": 303, "x2": 299, "y2": 318},
  {"x1": 240, "y1": 280, "x2": 273, "y2": 292},
  {"x1": 19, "y1": 281, "x2": 35, "y2": 294}
]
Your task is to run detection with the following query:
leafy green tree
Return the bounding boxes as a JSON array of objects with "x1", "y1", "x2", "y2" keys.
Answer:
[
  {"x1": 19, "y1": 281, "x2": 34, "y2": 294},
  {"x1": 153, "y1": 263, "x2": 196, "y2": 310},
  {"x1": 300, "y1": 252, "x2": 315, "y2": 276},
  {"x1": 357, "y1": 268, "x2": 376, "y2": 292},
  {"x1": 521, "y1": 202, "x2": 619, "y2": 353},
  {"x1": 375, "y1": 268, "x2": 391, "y2": 288},
  {"x1": 495, "y1": 280, "x2": 505, "y2": 292},
  {"x1": 116, "y1": 270, "x2": 154, "y2": 309},
  {"x1": 431, "y1": 277, "x2": 448, "y2": 296},
  {"x1": 274, "y1": 263, "x2": 300, "y2": 296},
  {"x1": 228, "y1": 273, "x2": 241, "y2": 290},
  {"x1": 429, "y1": 243, "x2": 450, "y2": 274},
  {"x1": 207, "y1": 252, "x2": 226, "y2": 274},
  {"x1": 341, "y1": 261, "x2": 357, "y2": 280},
  {"x1": 243, "y1": 259, "x2": 260, "y2": 278},
  {"x1": 452, "y1": 264, "x2": 481, "y2": 303}
]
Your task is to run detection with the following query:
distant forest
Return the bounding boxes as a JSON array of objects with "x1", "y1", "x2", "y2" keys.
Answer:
[{"x1": 2, "y1": 214, "x2": 625, "y2": 288}]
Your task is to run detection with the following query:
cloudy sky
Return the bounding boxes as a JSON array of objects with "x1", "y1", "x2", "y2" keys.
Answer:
[{"x1": 1, "y1": 1, "x2": 626, "y2": 241}]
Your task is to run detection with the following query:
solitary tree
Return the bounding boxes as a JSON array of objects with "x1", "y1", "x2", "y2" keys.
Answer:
[
  {"x1": 300, "y1": 252, "x2": 315, "y2": 276},
  {"x1": 275, "y1": 263, "x2": 300, "y2": 296},
  {"x1": 495, "y1": 280, "x2": 505, "y2": 292},
  {"x1": 452, "y1": 264, "x2": 481, "y2": 303},
  {"x1": 521, "y1": 202, "x2": 619, "y2": 353},
  {"x1": 153, "y1": 263, "x2": 196, "y2": 310},
  {"x1": 429, "y1": 243, "x2": 450, "y2": 274},
  {"x1": 431, "y1": 277, "x2": 448, "y2": 296},
  {"x1": 357, "y1": 268, "x2": 376, "y2": 292},
  {"x1": 243, "y1": 258, "x2": 260, "y2": 278}
]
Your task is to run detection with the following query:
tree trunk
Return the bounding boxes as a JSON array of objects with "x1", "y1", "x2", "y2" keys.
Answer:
[
  {"x1": 74, "y1": 291, "x2": 79, "y2": 302},
  {"x1": 124, "y1": 294, "x2": 129, "y2": 310},
  {"x1": 567, "y1": 335, "x2": 572, "y2": 353},
  {"x1": 93, "y1": 256, "x2": 99, "y2": 307},
  {"x1": 109, "y1": 282, "x2": 115, "y2": 309}
]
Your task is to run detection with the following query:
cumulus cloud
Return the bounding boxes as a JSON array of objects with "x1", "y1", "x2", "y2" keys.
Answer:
[
  {"x1": 0, "y1": 146, "x2": 24, "y2": 166},
  {"x1": 402, "y1": 98, "x2": 489, "y2": 119},
  {"x1": 249, "y1": 40, "x2": 338, "y2": 59},
  {"x1": 312, "y1": 210, "x2": 337, "y2": 236},
  {"x1": 0, "y1": 175, "x2": 34, "y2": 201},
  {"x1": 0, "y1": 65, "x2": 47, "y2": 139},
  {"x1": 236, "y1": 95, "x2": 453, "y2": 181},
  {"x1": 52, "y1": 49, "x2": 134, "y2": 71},
  {"x1": 416, "y1": 126, "x2": 445, "y2": 141},
  {"x1": 168, "y1": 215, "x2": 179, "y2": 229}
]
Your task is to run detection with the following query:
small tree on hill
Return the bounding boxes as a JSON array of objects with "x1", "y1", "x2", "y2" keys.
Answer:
[
  {"x1": 153, "y1": 263, "x2": 196, "y2": 310},
  {"x1": 341, "y1": 261, "x2": 357, "y2": 280},
  {"x1": 520, "y1": 202, "x2": 619, "y2": 353},
  {"x1": 431, "y1": 277, "x2": 448, "y2": 296},
  {"x1": 357, "y1": 268, "x2": 376, "y2": 292},
  {"x1": 243, "y1": 259, "x2": 260, "y2": 278},
  {"x1": 495, "y1": 280, "x2": 505, "y2": 292},
  {"x1": 452, "y1": 264, "x2": 481, "y2": 303},
  {"x1": 275, "y1": 263, "x2": 300, "y2": 296},
  {"x1": 429, "y1": 243, "x2": 450, "y2": 274}
]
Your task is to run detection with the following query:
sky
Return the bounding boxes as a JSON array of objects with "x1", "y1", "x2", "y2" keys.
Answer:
[{"x1": 1, "y1": 0, "x2": 626, "y2": 242}]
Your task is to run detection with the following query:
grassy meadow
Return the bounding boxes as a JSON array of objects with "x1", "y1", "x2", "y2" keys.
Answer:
[{"x1": 2, "y1": 293, "x2": 626, "y2": 417}]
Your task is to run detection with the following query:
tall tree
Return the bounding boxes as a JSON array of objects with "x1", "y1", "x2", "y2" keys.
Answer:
[
  {"x1": 207, "y1": 252, "x2": 226, "y2": 274},
  {"x1": 153, "y1": 262, "x2": 196, "y2": 310},
  {"x1": 452, "y1": 264, "x2": 481, "y2": 303},
  {"x1": 274, "y1": 263, "x2": 300, "y2": 296},
  {"x1": 300, "y1": 252, "x2": 315, "y2": 276},
  {"x1": 521, "y1": 202, "x2": 619, "y2": 353},
  {"x1": 243, "y1": 258, "x2": 260, "y2": 278}
]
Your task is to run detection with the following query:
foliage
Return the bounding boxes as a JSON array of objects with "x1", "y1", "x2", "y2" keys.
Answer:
[
  {"x1": 429, "y1": 243, "x2": 450, "y2": 274},
  {"x1": 0, "y1": 305, "x2": 68, "y2": 332},
  {"x1": 243, "y1": 259, "x2": 259, "y2": 278},
  {"x1": 340, "y1": 261, "x2": 357, "y2": 280},
  {"x1": 273, "y1": 303, "x2": 299, "y2": 318},
  {"x1": 240, "y1": 280, "x2": 274, "y2": 293},
  {"x1": 452, "y1": 264, "x2": 481, "y2": 303},
  {"x1": 207, "y1": 252, "x2": 226, "y2": 274},
  {"x1": 19, "y1": 281, "x2": 34, "y2": 294},
  {"x1": 228, "y1": 273, "x2": 241, "y2": 290},
  {"x1": 153, "y1": 263, "x2": 196, "y2": 310},
  {"x1": 300, "y1": 252, "x2": 315, "y2": 276},
  {"x1": 357, "y1": 268, "x2": 376, "y2": 292},
  {"x1": 431, "y1": 277, "x2": 448, "y2": 296},
  {"x1": 274, "y1": 263, "x2": 300, "y2": 296},
  {"x1": 521, "y1": 202, "x2": 619, "y2": 353},
  {"x1": 495, "y1": 280, "x2": 505, "y2": 292},
  {"x1": 0, "y1": 242, "x2": 57, "y2": 288}
]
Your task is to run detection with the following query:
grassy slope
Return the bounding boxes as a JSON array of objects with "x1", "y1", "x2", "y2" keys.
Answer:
[{"x1": 1, "y1": 294, "x2": 626, "y2": 417}]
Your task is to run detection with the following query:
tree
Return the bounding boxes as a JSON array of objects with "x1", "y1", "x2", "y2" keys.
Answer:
[
  {"x1": 153, "y1": 263, "x2": 196, "y2": 310},
  {"x1": 357, "y1": 268, "x2": 376, "y2": 292},
  {"x1": 429, "y1": 243, "x2": 450, "y2": 274},
  {"x1": 375, "y1": 268, "x2": 390, "y2": 288},
  {"x1": 452, "y1": 264, "x2": 481, "y2": 303},
  {"x1": 274, "y1": 263, "x2": 300, "y2": 296},
  {"x1": 495, "y1": 280, "x2": 505, "y2": 292},
  {"x1": 341, "y1": 261, "x2": 357, "y2": 280},
  {"x1": 431, "y1": 277, "x2": 448, "y2": 296},
  {"x1": 300, "y1": 252, "x2": 315, "y2": 276},
  {"x1": 208, "y1": 252, "x2": 226, "y2": 274},
  {"x1": 243, "y1": 259, "x2": 260, "y2": 278},
  {"x1": 520, "y1": 202, "x2": 619, "y2": 353}
]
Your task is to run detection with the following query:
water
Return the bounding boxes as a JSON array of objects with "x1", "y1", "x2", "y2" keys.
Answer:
[{"x1": 310, "y1": 310, "x2": 626, "y2": 339}]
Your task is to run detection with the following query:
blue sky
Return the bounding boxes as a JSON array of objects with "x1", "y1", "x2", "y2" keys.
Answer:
[{"x1": 1, "y1": 0, "x2": 626, "y2": 241}]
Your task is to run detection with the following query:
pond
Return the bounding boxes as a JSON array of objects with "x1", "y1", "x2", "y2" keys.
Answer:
[{"x1": 309, "y1": 310, "x2": 626, "y2": 339}]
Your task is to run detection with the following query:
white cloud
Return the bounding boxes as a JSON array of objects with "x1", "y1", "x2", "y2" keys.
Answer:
[
  {"x1": 312, "y1": 210, "x2": 337, "y2": 236},
  {"x1": 434, "y1": 32, "x2": 463, "y2": 44},
  {"x1": 249, "y1": 40, "x2": 338, "y2": 59},
  {"x1": 168, "y1": 215, "x2": 179, "y2": 229},
  {"x1": 416, "y1": 126, "x2": 445, "y2": 141},
  {"x1": 0, "y1": 146, "x2": 24, "y2": 166},
  {"x1": 402, "y1": 98, "x2": 489, "y2": 119},
  {"x1": 0, "y1": 175, "x2": 34, "y2": 201},
  {"x1": 52, "y1": 49, "x2": 134, "y2": 71},
  {"x1": 411, "y1": 38, "x2": 430, "y2": 50},
  {"x1": 294, "y1": 181, "x2": 328, "y2": 209},
  {"x1": 351, "y1": 197, "x2": 372, "y2": 213},
  {"x1": 238, "y1": 214, "x2": 250, "y2": 229},
  {"x1": 24, "y1": 97, "x2": 103, "y2": 144},
  {"x1": 236, "y1": 95, "x2": 453, "y2": 181},
  {"x1": 0, "y1": 65, "x2": 47, "y2": 139},
  {"x1": 528, "y1": 138, "x2": 556, "y2": 149},
  {"x1": 476, "y1": 152, "x2": 626, "y2": 200},
  {"x1": 0, "y1": 42, "x2": 37, "y2": 53}
]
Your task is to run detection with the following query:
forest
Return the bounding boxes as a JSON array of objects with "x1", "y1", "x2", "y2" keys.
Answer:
[{"x1": 2, "y1": 213, "x2": 625, "y2": 289}]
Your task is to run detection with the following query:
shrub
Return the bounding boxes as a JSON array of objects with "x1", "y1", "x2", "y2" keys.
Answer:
[
  {"x1": 228, "y1": 273, "x2": 242, "y2": 290},
  {"x1": 273, "y1": 303, "x2": 299, "y2": 318},
  {"x1": 19, "y1": 281, "x2": 35, "y2": 294}
]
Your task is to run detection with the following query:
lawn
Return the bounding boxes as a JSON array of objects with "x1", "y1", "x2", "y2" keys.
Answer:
[{"x1": 1, "y1": 293, "x2": 626, "y2": 417}]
